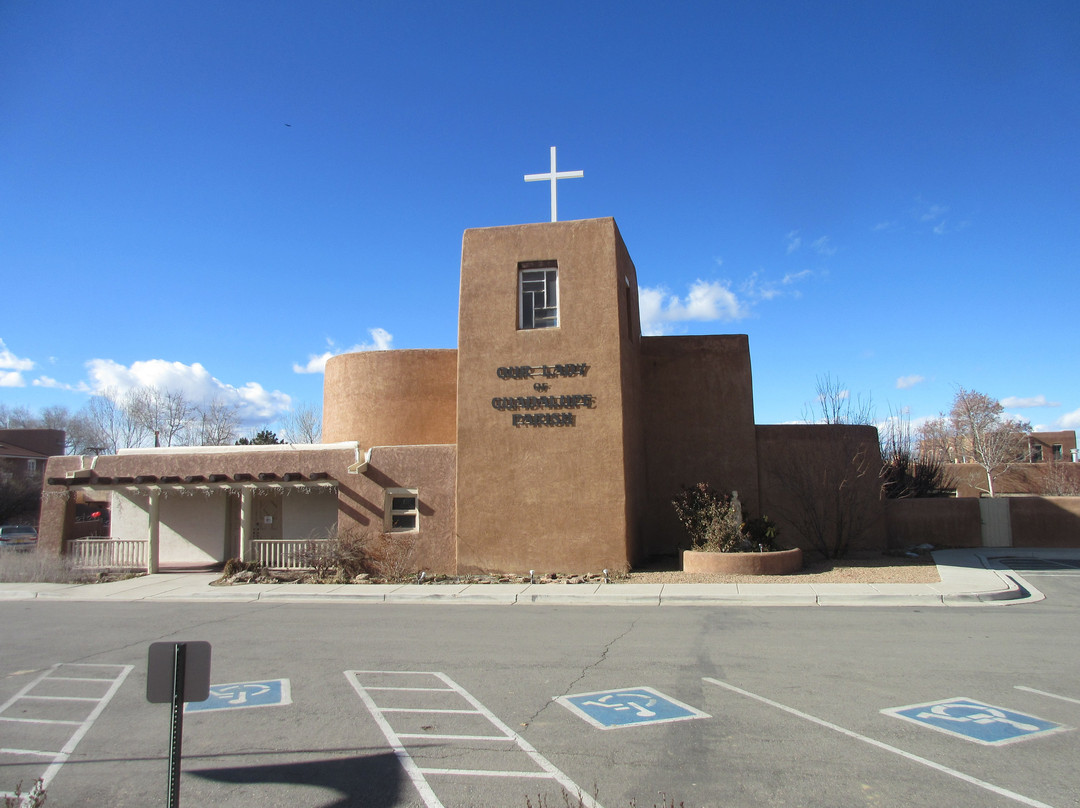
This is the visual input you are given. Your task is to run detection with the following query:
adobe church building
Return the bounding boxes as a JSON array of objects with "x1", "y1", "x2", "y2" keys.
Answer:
[{"x1": 41, "y1": 218, "x2": 885, "y2": 572}]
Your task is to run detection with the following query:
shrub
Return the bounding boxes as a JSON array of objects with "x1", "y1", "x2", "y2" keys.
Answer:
[
  {"x1": 295, "y1": 527, "x2": 418, "y2": 582},
  {"x1": 672, "y1": 484, "x2": 778, "y2": 553}
]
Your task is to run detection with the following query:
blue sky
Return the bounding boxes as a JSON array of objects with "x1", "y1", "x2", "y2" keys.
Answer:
[{"x1": 2, "y1": 1, "x2": 1078, "y2": 436}]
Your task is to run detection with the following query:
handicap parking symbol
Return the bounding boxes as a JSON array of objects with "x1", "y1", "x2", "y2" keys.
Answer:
[
  {"x1": 557, "y1": 686, "x2": 710, "y2": 730},
  {"x1": 185, "y1": 679, "x2": 292, "y2": 713},
  {"x1": 882, "y1": 697, "x2": 1068, "y2": 745}
]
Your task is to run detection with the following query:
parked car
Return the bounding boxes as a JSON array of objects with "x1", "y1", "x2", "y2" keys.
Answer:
[{"x1": 0, "y1": 525, "x2": 38, "y2": 551}]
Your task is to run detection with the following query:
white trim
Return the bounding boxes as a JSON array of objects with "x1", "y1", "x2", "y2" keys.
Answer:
[{"x1": 385, "y1": 488, "x2": 419, "y2": 532}]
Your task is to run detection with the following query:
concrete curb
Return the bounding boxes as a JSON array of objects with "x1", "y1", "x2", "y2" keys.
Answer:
[{"x1": 2, "y1": 548, "x2": 1072, "y2": 606}]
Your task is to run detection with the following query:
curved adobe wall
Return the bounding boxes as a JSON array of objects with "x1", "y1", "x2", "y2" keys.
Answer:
[{"x1": 323, "y1": 349, "x2": 458, "y2": 447}]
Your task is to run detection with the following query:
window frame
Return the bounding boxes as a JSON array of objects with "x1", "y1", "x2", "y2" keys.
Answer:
[
  {"x1": 384, "y1": 488, "x2": 419, "y2": 533},
  {"x1": 518, "y1": 261, "x2": 559, "y2": 330}
]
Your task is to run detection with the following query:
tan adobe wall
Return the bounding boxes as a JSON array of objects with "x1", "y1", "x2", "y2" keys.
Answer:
[
  {"x1": 0, "y1": 429, "x2": 65, "y2": 457},
  {"x1": 323, "y1": 349, "x2": 458, "y2": 447},
  {"x1": 1009, "y1": 496, "x2": 1080, "y2": 548},
  {"x1": 945, "y1": 462, "x2": 1080, "y2": 497},
  {"x1": 339, "y1": 445, "x2": 457, "y2": 574},
  {"x1": 638, "y1": 335, "x2": 759, "y2": 557},
  {"x1": 455, "y1": 219, "x2": 638, "y2": 574},
  {"x1": 756, "y1": 425, "x2": 887, "y2": 555},
  {"x1": 883, "y1": 498, "x2": 982, "y2": 549}
]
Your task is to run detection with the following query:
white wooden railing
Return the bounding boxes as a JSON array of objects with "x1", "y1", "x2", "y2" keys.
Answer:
[
  {"x1": 68, "y1": 537, "x2": 147, "y2": 570},
  {"x1": 252, "y1": 539, "x2": 325, "y2": 570}
]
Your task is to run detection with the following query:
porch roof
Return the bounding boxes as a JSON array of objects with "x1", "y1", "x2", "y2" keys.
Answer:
[{"x1": 46, "y1": 470, "x2": 338, "y2": 496}]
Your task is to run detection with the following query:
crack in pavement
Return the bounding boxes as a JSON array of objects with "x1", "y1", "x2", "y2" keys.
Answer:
[{"x1": 523, "y1": 616, "x2": 641, "y2": 727}]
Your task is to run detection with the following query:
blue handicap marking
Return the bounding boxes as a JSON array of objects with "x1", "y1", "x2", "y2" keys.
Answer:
[
  {"x1": 185, "y1": 679, "x2": 292, "y2": 713},
  {"x1": 557, "y1": 686, "x2": 710, "y2": 730},
  {"x1": 882, "y1": 697, "x2": 1068, "y2": 745}
]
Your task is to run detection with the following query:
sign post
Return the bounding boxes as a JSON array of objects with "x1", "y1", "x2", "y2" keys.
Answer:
[{"x1": 147, "y1": 641, "x2": 211, "y2": 808}]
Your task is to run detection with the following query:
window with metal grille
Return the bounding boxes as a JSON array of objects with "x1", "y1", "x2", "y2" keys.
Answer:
[{"x1": 519, "y1": 262, "x2": 558, "y2": 329}]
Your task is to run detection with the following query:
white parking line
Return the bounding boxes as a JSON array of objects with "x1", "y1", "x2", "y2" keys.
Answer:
[
  {"x1": 703, "y1": 677, "x2": 1057, "y2": 808},
  {"x1": 0, "y1": 663, "x2": 132, "y2": 800},
  {"x1": 1016, "y1": 686, "x2": 1080, "y2": 706},
  {"x1": 346, "y1": 670, "x2": 602, "y2": 808}
]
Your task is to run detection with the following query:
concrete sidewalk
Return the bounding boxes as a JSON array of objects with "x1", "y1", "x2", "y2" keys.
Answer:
[{"x1": 2, "y1": 549, "x2": 1075, "y2": 607}]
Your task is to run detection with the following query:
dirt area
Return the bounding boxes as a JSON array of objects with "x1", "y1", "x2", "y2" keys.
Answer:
[{"x1": 625, "y1": 552, "x2": 940, "y2": 585}]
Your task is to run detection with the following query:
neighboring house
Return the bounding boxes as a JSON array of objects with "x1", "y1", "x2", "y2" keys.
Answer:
[
  {"x1": 1028, "y1": 431, "x2": 1078, "y2": 464},
  {"x1": 42, "y1": 218, "x2": 888, "y2": 572},
  {"x1": 0, "y1": 429, "x2": 64, "y2": 483}
]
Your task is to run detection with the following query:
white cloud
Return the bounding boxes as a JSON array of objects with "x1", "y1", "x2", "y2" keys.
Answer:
[
  {"x1": 896, "y1": 375, "x2": 925, "y2": 390},
  {"x1": 84, "y1": 358, "x2": 291, "y2": 422},
  {"x1": 918, "y1": 200, "x2": 949, "y2": 222},
  {"x1": 873, "y1": 220, "x2": 899, "y2": 232},
  {"x1": 1001, "y1": 395, "x2": 1059, "y2": 408},
  {"x1": 293, "y1": 328, "x2": 394, "y2": 374},
  {"x1": 32, "y1": 375, "x2": 75, "y2": 390},
  {"x1": 1055, "y1": 407, "x2": 1080, "y2": 429},
  {"x1": 785, "y1": 230, "x2": 801, "y2": 254},
  {"x1": 811, "y1": 236, "x2": 836, "y2": 256},
  {"x1": 782, "y1": 269, "x2": 811, "y2": 285},
  {"x1": 0, "y1": 339, "x2": 34, "y2": 386},
  {"x1": 638, "y1": 280, "x2": 748, "y2": 336}
]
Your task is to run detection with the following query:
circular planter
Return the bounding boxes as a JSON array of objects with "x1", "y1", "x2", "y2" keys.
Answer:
[{"x1": 682, "y1": 547, "x2": 803, "y2": 575}]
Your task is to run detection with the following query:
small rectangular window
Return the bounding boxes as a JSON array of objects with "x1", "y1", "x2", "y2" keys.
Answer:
[
  {"x1": 1031, "y1": 444, "x2": 1043, "y2": 462},
  {"x1": 385, "y1": 488, "x2": 418, "y2": 532},
  {"x1": 519, "y1": 261, "x2": 558, "y2": 330},
  {"x1": 1052, "y1": 444, "x2": 1063, "y2": 461}
]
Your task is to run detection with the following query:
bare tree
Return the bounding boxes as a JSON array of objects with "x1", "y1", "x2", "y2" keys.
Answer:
[
  {"x1": 281, "y1": 403, "x2": 322, "y2": 444},
  {"x1": 130, "y1": 387, "x2": 194, "y2": 447},
  {"x1": 85, "y1": 388, "x2": 152, "y2": 453},
  {"x1": 948, "y1": 387, "x2": 1030, "y2": 497},
  {"x1": 192, "y1": 398, "x2": 241, "y2": 446},
  {"x1": 0, "y1": 404, "x2": 38, "y2": 428},
  {"x1": 1041, "y1": 461, "x2": 1080, "y2": 497},
  {"x1": 803, "y1": 373, "x2": 875, "y2": 425}
]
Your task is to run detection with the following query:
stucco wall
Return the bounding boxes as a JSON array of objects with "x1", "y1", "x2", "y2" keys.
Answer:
[
  {"x1": 455, "y1": 219, "x2": 637, "y2": 573},
  {"x1": 337, "y1": 445, "x2": 456, "y2": 573},
  {"x1": 946, "y1": 462, "x2": 1080, "y2": 497},
  {"x1": 112, "y1": 491, "x2": 227, "y2": 565},
  {"x1": 638, "y1": 335, "x2": 759, "y2": 557},
  {"x1": 883, "y1": 497, "x2": 982, "y2": 549},
  {"x1": 281, "y1": 491, "x2": 339, "y2": 540},
  {"x1": 323, "y1": 349, "x2": 458, "y2": 447},
  {"x1": 1009, "y1": 496, "x2": 1080, "y2": 548},
  {"x1": 756, "y1": 424, "x2": 887, "y2": 555}
]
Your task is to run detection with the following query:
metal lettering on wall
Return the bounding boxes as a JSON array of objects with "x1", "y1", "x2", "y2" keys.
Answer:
[{"x1": 493, "y1": 364, "x2": 595, "y2": 428}]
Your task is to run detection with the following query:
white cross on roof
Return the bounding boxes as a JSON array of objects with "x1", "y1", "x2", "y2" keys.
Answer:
[{"x1": 524, "y1": 146, "x2": 583, "y2": 222}]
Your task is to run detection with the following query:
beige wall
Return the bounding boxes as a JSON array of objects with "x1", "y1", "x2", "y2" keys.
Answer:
[
  {"x1": 455, "y1": 219, "x2": 639, "y2": 573},
  {"x1": 323, "y1": 349, "x2": 458, "y2": 447},
  {"x1": 639, "y1": 335, "x2": 759, "y2": 556}
]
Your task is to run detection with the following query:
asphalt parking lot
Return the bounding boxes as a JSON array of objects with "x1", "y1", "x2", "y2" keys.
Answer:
[{"x1": 2, "y1": 555, "x2": 1078, "y2": 807}]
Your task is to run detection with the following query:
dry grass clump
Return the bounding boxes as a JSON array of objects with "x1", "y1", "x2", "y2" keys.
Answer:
[{"x1": 0, "y1": 549, "x2": 99, "y2": 584}]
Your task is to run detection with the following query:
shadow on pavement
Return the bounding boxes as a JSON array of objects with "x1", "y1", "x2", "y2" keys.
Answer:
[{"x1": 190, "y1": 751, "x2": 404, "y2": 807}]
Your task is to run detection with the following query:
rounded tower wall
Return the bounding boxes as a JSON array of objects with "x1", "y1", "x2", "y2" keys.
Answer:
[{"x1": 323, "y1": 349, "x2": 458, "y2": 447}]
